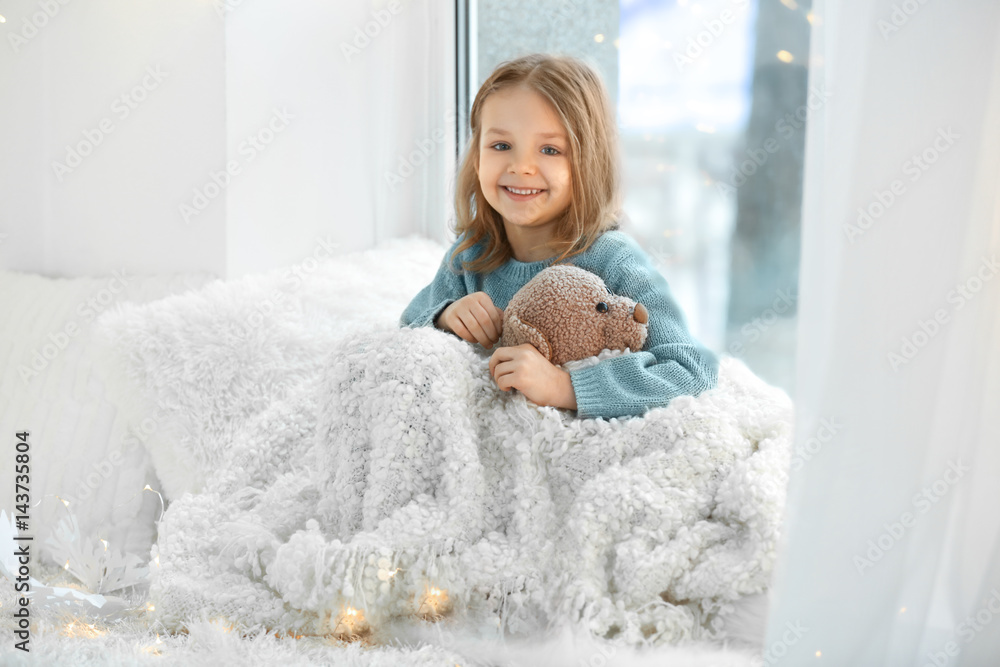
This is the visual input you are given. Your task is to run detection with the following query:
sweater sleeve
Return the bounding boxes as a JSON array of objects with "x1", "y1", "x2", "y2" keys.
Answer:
[
  {"x1": 567, "y1": 242, "x2": 719, "y2": 420},
  {"x1": 399, "y1": 239, "x2": 471, "y2": 329}
]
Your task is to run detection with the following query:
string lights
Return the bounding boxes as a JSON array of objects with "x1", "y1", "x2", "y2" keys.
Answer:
[
  {"x1": 330, "y1": 605, "x2": 371, "y2": 643},
  {"x1": 30, "y1": 485, "x2": 462, "y2": 644},
  {"x1": 416, "y1": 585, "x2": 452, "y2": 621}
]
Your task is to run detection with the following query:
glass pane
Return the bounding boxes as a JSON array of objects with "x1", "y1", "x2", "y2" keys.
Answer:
[{"x1": 471, "y1": 0, "x2": 811, "y2": 396}]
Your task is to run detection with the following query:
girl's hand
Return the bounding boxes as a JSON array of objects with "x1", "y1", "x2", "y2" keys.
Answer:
[
  {"x1": 436, "y1": 292, "x2": 504, "y2": 349},
  {"x1": 489, "y1": 344, "x2": 578, "y2": 410}
]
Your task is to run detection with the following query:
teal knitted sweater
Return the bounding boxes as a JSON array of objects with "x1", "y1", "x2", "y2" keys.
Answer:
[{"x1": 399, "y1": 230, "x2": 719, "y2": 420}]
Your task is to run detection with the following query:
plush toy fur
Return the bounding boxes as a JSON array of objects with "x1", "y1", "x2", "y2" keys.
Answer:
[{"x1": 500, "y1": 265, "x2": 649, "y2": 366}]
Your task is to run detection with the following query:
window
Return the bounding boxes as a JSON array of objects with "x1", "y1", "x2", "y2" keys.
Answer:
[{"x1": 462, "y1": 0, "x2": 812, "y2": 396}]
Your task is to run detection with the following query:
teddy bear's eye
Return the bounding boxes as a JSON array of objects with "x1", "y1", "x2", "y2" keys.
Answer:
[{"x1": 596, "y1": 302, "x2": 609, "y2": 313}]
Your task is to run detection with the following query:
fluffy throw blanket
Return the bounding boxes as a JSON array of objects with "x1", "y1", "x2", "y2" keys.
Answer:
[{"x1": 147, "y1": 322, "x2": 793, "y2": 647}]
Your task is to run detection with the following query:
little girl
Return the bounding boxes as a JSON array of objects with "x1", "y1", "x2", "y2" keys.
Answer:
[{"x1": 400, "y1": 53, "x2": 718, "y2": 420}]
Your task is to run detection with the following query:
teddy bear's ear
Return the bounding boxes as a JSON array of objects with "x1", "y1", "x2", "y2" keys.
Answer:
[{"x1": 503, "y1": 312, "x2": 552, "y2": 361}]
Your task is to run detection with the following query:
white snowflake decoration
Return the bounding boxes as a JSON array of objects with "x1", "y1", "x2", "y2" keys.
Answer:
[{"x1": 42, "y1": 509, "x2": 149, "y2": 595}]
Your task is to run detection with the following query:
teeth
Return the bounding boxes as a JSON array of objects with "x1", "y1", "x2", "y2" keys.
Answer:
[{"x1": 505, "y1": 186, "x2": 542, "y2": 195}]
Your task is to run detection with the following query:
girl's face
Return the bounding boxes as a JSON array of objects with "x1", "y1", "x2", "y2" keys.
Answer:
[{"x1": 476, "y1": 85, "x2": 573, "y2": 245}]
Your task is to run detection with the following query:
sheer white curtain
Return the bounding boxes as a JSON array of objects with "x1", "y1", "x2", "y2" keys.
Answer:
[
  {"x1": 764, "y1": 1, "x2": 1000, "y2": 664},
  {"x1": 365, "y1": 0, "x2": 457, "y2": 246}
]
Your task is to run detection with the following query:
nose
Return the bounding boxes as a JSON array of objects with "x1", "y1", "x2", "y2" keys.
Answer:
[
  {"x1": 632, "y1": 302, "x2": 648, "y2": 324},
  {"x1": 508, "y1": 149, "x2": 536, "y2": 174}
]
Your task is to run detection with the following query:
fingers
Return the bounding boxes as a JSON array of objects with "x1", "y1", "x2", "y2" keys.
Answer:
[
  {"x1": 490, "y1": 357, "x2": 514, "y2": 391},
  {"x1": 461, "y1": 293, "x2": 503, "y2": 348},
  {"x1": 472, "y1": 293, "x2": 504, "y2": 346},
  {"x1": 450, "y1": 316, "x2": 474, "y2": 344},
  {"x1": 488, "y1": 347, "x2": 502, "y2": 376},
  {"x1": 454, "y1": 310, "x2": 490, "y2": 349},
  {"x1": 446, "y1": 292, "x2": 505, "y2": 349},
  {"x1": 492, "y1": 305, "x2": 505, "y2": 339},
  {"x1": 489, "y1": 345, "x2": 512, "y2": 376},
  {"x1": 469, "y1": 300, "x2": 500, "y2": 347}
]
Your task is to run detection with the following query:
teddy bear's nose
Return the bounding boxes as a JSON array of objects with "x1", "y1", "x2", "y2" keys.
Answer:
[{"x1": 632, "y1": 302, "x2": 648, "y2": 324}]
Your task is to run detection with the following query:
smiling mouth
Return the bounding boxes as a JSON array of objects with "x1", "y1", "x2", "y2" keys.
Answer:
[{"x1": 502, "y1": 186, "x2": 546, "y2": 200}]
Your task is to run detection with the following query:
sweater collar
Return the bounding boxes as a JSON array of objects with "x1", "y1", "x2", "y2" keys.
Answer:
[{"x1": 493, "y1": 253, "x2": 558, "y2": 284}]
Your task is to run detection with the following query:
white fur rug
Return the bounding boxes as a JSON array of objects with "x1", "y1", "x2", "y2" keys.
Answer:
[{"x1": 0, "y1": 555, "x2": 769, "y2": 666}]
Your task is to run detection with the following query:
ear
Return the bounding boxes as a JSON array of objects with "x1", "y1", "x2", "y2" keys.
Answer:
[{"x1": 501, "y1": 312, "x2": 552, "y2": 361}]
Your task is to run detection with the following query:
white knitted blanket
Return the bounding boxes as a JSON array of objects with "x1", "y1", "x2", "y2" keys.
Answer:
[{"x1": 149, "y1": 323, "x2": 793, "y2": 648}]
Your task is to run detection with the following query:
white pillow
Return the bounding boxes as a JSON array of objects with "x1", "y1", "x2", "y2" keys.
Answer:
[
  {"x1": 92, "y1": 236, "x2": 446, "y2": 501},
  {"x1": 0, "y1": 268, "x2": 215, "y2": 563}
]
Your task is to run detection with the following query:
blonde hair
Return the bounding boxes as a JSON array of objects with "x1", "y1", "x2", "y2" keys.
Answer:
[{"x1": 450, "y1": 53, "x2": 623, "y2": 274}]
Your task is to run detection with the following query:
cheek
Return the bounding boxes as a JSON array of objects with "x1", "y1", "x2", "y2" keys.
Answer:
[
  {"x1": 478, "y1": 157, "x2": 501, "y2": 188},
  {"x1": 550, "y1": 166, "x2": 572, "y2": 192}
]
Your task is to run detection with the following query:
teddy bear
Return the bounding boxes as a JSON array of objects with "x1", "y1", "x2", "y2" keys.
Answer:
[{"x1": 499, "y1": 264, "x2": 649, "y2": 367}]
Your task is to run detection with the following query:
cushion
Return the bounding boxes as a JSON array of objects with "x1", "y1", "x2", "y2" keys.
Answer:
[
  {"x1": 0, "y1": 268, "x2": 215, "y2": 564},
  {"x1": 91, "y1": 235, "x2": 447, "y2": 500}
]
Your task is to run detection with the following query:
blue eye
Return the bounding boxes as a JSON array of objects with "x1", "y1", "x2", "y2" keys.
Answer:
[{"x1": 489, "y1": 143, "x2": 561, "y2": 155}]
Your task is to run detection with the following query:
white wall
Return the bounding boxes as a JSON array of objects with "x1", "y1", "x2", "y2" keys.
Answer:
[
  {"x1": 223, "y1": 0, "x2": 456, "y2": 277},
  {"x1": 0, "y1": 0, "x2": 226, "y2": 278},
  {"x1": 0, "y1": 0, "x2": 456, "y2": 280}
]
